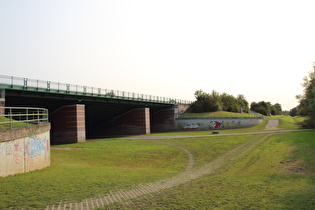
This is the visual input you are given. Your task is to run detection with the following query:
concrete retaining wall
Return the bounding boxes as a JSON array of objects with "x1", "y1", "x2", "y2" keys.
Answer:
[
  {"x1": 176, "y1": 118, "x2": 263, "y2": 130},
  {"x1": 0, "y1": 124, "x2": 50, "y2": 177}
]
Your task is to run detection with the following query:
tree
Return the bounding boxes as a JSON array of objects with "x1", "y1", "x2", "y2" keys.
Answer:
[
  {"x1": 250, "y1": 101, "x2": 273, "y2": 116},
  {"x1": 189, "y1": 90, "x2": 249, "y2": 113},
  {"x1": 289, "y1": 106, "x2": 298, "y2": 117},
  {"x1": 296, "y1": 70, "x2": 315, "y2": 127},
  {"x1": 189, "y1": 90, "x2": 221, "y2": 112},
  {"x1": 271, "y1": 103, "x2": 282, "y2": 115},
  {"x1": 237, "y1": 94, "x2": 249, "y2": 113}
]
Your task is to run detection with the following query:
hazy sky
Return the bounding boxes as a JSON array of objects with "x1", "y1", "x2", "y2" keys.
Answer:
[{"x1": 1, "y1": 0, "x2": 315, "y2": 110}]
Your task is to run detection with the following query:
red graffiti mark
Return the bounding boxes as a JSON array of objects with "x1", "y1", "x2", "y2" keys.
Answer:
[
  {"x1": 210, "y1": 121, "x2": 222, "y2": 128},
  {"x1": 13, "y1": 141, "x2": 24, "y2": 164}
]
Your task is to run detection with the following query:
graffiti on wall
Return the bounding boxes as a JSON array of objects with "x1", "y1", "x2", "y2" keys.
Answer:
[
  {"x1": 13, "y1": 140, "x2": 24, "y2": 164},
  {"x1": 27, "y1": 136, "x2": 49, "y2": 159},
  {"x1": 209, "y1": 120, "x2": 242, "y2": 129},
  {"x1": 183, "y1": 123, "x2": 200, "y2": 130},
  {"x1": 209, "y1": 121, "x2": 223, "y2": 128},
  {"x1": 0, "y1": 143, "x2": 12, "y2": 155},
  {"x1": 0, "y1": 135, "x2": 49, "y2": 164}
]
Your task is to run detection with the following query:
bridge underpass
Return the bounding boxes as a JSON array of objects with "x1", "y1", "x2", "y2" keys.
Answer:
[{"x1": 0, "y1": 75, "x2": 190, "y2": 144}]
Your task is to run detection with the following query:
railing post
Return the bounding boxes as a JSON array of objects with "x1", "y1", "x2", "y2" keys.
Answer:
[
  {"x1": 9, "y1": 107, "x2": 12, "y2": 129},
  {"x1": 26, "y1": 108, "x2": 29, "y2": 126},
  {"x1": 37, "y1": 108, "x2": 40, "y2": 124},
  {"x1": 23, "y1": 78, "x2": 27, "y2": 89}
]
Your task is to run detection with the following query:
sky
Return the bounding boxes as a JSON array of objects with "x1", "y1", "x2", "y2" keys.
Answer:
[{"x1": 1, "y1": 0, "x2": 315, "y2": 111}]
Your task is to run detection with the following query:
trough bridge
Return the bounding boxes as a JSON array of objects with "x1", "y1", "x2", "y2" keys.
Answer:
[{"x1": 0, "y1": 75, "x2": 190, "y2": 144}]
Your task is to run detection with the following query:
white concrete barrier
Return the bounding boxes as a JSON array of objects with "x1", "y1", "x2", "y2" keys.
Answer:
[
  {"x1": 176, "y1": 118, "x2": 263, "y2": 131},
  {"x1": 0, "y1": 124, "x2": 50, "y2": 177}
]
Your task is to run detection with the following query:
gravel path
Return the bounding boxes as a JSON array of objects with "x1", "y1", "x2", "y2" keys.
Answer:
[
  {"x1": 45, "y1": 119, "x2": 293, "y2": 210},
  {"x1": 264, "y1": 118, "x2": 280, "y2": 130}
]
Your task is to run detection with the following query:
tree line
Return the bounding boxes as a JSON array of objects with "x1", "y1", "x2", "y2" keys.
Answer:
[
  {"x1": 290, "y1": 69, "x2": 315, "y2": 128},
  {"x1": 189, "y1": 89, "x2": 282, "y2": 115}
]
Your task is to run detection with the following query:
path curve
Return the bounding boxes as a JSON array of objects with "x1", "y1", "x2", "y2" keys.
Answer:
[
  {"x1": 45, "y1": 121, "x2": 311, "y2": 209},
  {"x1": 46, "y1": 134, "x2": 274, "y2": 210}
]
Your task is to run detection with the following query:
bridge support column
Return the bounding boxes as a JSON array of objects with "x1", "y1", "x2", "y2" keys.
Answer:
[
  {"x1": 0, "y1": 89, "x2": 5, "y2": 115},
  {"x1": 50, "y1": 104, "x2": 86, "y2": 144},
  {"x1": 151, "y1": 108, "x2": 176, "y2": 133},
  {"x1": 113, "y1": 107, "x2": 150, "y2": 135},
  {"x1": 96, "y1": 108, "x2": 150, "y2": 136},
  {"x1": 151, "y1": 105, "x2": 190, "y2": 133}
]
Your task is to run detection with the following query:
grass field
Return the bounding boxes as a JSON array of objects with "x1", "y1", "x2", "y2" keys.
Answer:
[
  {"x1": 0, "y1": 116, "x2": 314, "y2": 209},
  {"x1": 112, "y1": 130, "x2": 315, "y2": 209}
]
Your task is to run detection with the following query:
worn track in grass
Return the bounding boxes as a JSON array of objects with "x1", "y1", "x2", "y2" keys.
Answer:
[{"x1": 45, "y1": 120, "x2": 301, "y2": 210}]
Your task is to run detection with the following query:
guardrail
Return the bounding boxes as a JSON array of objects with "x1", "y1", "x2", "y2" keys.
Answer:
[
  {"x1": 0, "y1": 107, "x2": 49, "y2": 130},
  {"x1": 0, "y1": 75, "x2": 192, "y2": 105}
]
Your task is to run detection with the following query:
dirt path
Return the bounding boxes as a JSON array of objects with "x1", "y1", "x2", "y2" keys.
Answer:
[
  {"x1": 46, "y1": 135, "x2": 276, "y2": 209},
  {"x1": 45, "y1": 119, "x2": 289, "y2": 210},
  {"x1": 264, "y1": 118, "x2": 280, "y2": 130}
]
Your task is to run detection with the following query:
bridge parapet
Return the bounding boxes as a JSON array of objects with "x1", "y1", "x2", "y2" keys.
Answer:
[{"x1": 0, "y1": 75, "x2": 191, "y2": 105}]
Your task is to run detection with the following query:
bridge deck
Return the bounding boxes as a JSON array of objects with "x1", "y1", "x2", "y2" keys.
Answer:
[{"x1": 0, "y1": 75, "x2": 191, "y2": 105}]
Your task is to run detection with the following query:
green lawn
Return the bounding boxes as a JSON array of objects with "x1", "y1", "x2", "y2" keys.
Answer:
[
  {"x1": 0, "y1": 116, "x2": 313, "y2": 209},
  {"x1": 0, "y1": 116, "x2": 28, "y2": 129},
  {"x1": 111, "y1": 130, "x2": 315, "y2": 209},
  {"x1": 0, "y1": 139, "x2": 187, "y2": 208}
]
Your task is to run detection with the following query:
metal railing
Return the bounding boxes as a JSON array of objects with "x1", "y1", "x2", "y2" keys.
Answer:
[
  {"x1": 0, "y1": 75, "x2": 192, "y2": 105},
  {"x1": 0, "y1": 107, "x2": 49, "y2": 130}
]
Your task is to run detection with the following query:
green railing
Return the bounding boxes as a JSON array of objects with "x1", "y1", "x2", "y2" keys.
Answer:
[
  {"x1": 0, "y1": 75, "x2": 192, "y2": 105},
  {"x1": 0, "y1": 107, "x2": 49, "y2": 130}
]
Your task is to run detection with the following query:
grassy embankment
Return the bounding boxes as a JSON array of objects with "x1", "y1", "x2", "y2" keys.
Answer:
[
  {"x1": 179, "y1": 110, "x2": 259, "y2": 118},
  {"x1": 111, "y1": 123, "x2": 315, "y2": 209},
  {"x1": 0, "y1": 114, "x2": 313, "y2": 209},
  {"x1": 0, "y1": 116, "x2": 28, "y2": 129}
]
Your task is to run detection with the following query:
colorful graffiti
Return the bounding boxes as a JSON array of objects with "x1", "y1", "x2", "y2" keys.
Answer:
[
  {"x1": 184, "y1": 123, "x2": 200, "y2": 130},
  {"x1": 177, "y1": 118, "x2": 261, "y2": 131},
  {"x1": 0, "y1": 143, "x2": 12, "y2": 155},
  {"x1": 0, "y1": 135, "x2": 49, "y2": 164},
  {"x1": 13, "y1": 140, "x2": 24, "y2": 164},
  {"x1": 27, "y1": 136, "x2": 49, "y2": 158},
  {"x1": 209, "y1": 121, "x2": 223, "y2": 128}
]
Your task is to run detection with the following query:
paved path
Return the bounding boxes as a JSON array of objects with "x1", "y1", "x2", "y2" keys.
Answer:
[{"x1": 45, "y1": 120, "x2": 311, "y2": 210}]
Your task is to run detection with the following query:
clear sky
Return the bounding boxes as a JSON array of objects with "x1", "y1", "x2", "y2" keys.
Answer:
[{"x1": 1, "y1": 0, "x2": 315, "y2": 111}]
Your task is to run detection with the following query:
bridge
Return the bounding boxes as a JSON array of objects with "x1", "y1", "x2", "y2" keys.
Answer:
[{"x1": 0, "y1": 75, "x2": 190, "y2": 144}]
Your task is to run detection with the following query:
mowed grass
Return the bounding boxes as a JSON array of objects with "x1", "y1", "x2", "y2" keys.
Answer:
[
  {"x1": 0, "y1": 139, "x2": 187, "y2": 208},
  {"x1": 111, "y1": 130, "x2": 315, "y2": 209},
  {"x1": 0, "y1": 116, "x2": 312, "y2": 209},
  {"x1": 0, "y1": 116, "x2": 28, "y2": 129}
]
